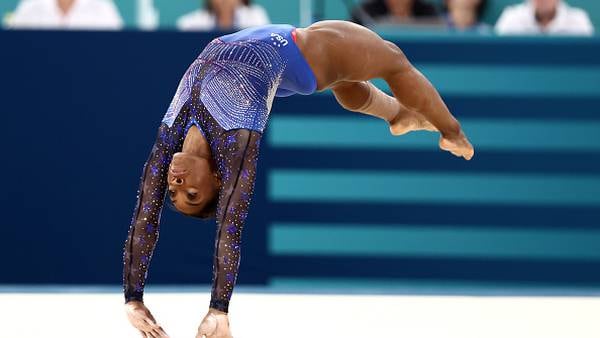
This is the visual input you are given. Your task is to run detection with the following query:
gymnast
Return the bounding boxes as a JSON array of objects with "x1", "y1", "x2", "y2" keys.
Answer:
[{"x1": 123, "y1": 20, "x2": 474, "y2": 338}]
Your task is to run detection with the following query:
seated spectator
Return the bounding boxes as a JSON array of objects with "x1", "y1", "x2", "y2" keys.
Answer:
[
  {"x1": 352, "y1": 0, "x2": 438, "y2": 26},
  {"x1": 443, "y1": 0, "x2": 490, "y2": 32},
  {"x1": 7, "y1": 0, "x2": 123, "y2": 30},
  {"x1": 495, "y1": 0, "x2": 594, "y2": 36},
  {"x1": 177, "y1": 0, "x2": 270, "y2": 32}
]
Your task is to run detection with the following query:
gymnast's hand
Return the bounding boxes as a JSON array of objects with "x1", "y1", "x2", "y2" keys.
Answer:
[
  {"x1": 125, "y1": 301, "x2": 170, "y2": 338},
  {"x1": 196, "y1": 308, "x2": 233, "y2": 338}
]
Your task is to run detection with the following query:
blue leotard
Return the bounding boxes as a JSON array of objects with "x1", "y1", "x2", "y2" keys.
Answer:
[
  {"x1": 123, "y1": 25, "x2": 317, "y2": 313},
  {"x1": 161, "y1": 24, "x2": 316, "y2": 133},
  {"x1": 220, "y1": 24, "x2": 317, "y2": 97}
]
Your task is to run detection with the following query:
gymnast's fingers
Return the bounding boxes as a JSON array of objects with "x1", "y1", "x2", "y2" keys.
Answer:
[
  {"x1": 145, "y1": 330, "x2": 159, "y2": 338},
  {"x1": 150, "y1": 327, "x2": 166, "y2": 338},
  {"x1": 197, "y1": 327, "x2": 212, "y2": 338},
  {"x1": 144, "y1": 317, "x2": 160, "y2": 329},
  {"x1": 135, "y1": 320, "x2": 157, "y2": 336},
  {"x1": 144, "y1": 318, "x2": 167, "y2": 338},
  {"x1": 154, "y1": 325, "x2": 170, "y2": 338}
]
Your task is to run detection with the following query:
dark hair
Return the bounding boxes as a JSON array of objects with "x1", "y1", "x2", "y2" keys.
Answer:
[
  {"x1": 205, "y1": 0, "x2": 251, "y2": 12},
  {"x1": 167, "y1": 194, "x2": 218, "y2": 220},
  {"x1": 442, "y1": 0, "x2": 488, "y2": 21},
  {"x1": 411, "y1": 0, "x2": 439, "y2": 17},
  {"x1": 353, "y1": 0, "x2": 438, "y2": 24}
]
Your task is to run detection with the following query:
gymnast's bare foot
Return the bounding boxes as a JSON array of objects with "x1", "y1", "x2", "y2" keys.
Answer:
[
  {"x1": 388, "y1": 110, "x2": 437, "y2": 136},
  {"x1": 439, "y1": 129, "x2": 474, "y2": 160},
  {"x1": 196, "y1": 308, "x2": 233, "y2": 338}
]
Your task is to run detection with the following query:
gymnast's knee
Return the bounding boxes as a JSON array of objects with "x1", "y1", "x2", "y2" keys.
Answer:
[{"x1": 332, "y1": 81, "x2": 370, "y2": 112}]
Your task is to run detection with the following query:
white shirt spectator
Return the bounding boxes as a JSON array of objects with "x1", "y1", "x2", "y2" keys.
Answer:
[
  {"x1": 495, "y1": 1, "x2": 594, "y2": 36},
  {"x1": 8, "y1": 0, "x2": 123, "y2": 30},
  {"x1": 177, "y1": 4, "x2": 270, "y2": 31}
]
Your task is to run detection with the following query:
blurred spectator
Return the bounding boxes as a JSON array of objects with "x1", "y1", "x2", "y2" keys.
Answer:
[
  {"x1": 177, "y1": 0, "x2": 270, "y2": 31},
  {"x1": 7, "y1": 0, "x2": 123, "y2": 30},
  {"x1": 495, "y1": 0, "x2": 594, "y2": 36},
  {"x1": 351, "y1": 0, "x2": 438, "y2": 26},
  {"x1": 443, "y1": 0, "x2": 490, "y2": 32}
]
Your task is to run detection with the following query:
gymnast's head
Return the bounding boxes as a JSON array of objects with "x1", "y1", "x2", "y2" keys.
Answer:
[{"x1": 167, "y1": 152, "x2": 220, "y2": 219}]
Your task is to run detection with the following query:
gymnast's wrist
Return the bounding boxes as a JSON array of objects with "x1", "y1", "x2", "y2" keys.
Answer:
[
  {"x1": 209, "y1": 307, "x2": 228, "y2": 316},
  {"x1": 125, "y1": 292, "x2": 144, "y2": 304},
  {"x1": 209, "y1": 298, "x2": 229, "y2": 313}
]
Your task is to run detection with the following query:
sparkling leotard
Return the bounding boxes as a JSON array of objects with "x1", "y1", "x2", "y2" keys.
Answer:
[{"x1": 122, "y1": 24, "x2": 317, "y2": 313}]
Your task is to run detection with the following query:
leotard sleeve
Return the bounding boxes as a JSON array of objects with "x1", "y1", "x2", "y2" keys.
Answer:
[
  {"x1": 122, "y1": 118, "x2": 187, "y2": 303},
  {"x1": 206, "y1": 127, "x2": 262, "y2": 313}
]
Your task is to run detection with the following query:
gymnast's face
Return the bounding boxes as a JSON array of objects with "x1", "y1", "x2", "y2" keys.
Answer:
[{"x1": 167, "y1": 152, "x2": 219, "y2": 216}]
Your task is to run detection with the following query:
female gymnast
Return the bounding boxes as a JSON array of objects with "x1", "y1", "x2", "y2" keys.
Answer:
[{"x1": 123, "y1": 20, "x2": 474, "y2": 338}]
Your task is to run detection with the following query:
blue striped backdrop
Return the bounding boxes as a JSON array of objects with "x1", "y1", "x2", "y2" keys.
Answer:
[
  {"x1": 262, "y1": 37, "x2": 600, "y2": 289},
  {"x1": 0, "y1": 31, "x2": 599, "y2": 293}
]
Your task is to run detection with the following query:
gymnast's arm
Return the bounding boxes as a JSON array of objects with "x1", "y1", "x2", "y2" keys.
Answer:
[
  {"x1": 207, "y1": 128, "x2": 262, "y2": 313},
  {"x1": 122, "y1": 122, "x2": 180, "y2": 303}
]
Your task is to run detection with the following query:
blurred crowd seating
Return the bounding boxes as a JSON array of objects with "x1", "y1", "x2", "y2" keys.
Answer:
[
  {"x1": 353, "y1": 0, "x2": 593, "y2": 35},
  {"x1": 176, "y1": 0, "x2": 270, "y2": 31},
  {"x1": 6, "y1": 0, "x2": 123, "y2": 30},
  {"x1": 1, "y1": 0, "x2": 596, "y2": 36}
]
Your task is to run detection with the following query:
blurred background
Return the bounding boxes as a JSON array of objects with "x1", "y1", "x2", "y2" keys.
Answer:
[
  {"x1": 0, "y1": 0, "x2": 599, "y2": 337},
  {"x1": 1, "y1": 0, "x2": 600, "y2": 34}
]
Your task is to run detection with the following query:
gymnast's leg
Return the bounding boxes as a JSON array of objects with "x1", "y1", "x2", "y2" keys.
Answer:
[
  {"x1": 382, "y1": 42, "x2": 473, "y2": 159},
  {"x1": 331, "y1": 41, "x2": 473, "y2": 160},
  {"x1": 331, "y1": 80, "x2": 437, "y2": 135}
]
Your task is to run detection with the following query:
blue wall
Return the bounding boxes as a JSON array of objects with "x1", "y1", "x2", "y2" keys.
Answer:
[{"x1": 1, "y1": 30, "x2": 599, "y2": 290}]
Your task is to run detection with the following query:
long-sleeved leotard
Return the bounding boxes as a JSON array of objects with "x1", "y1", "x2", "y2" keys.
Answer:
[
  {"x1": 122, "y1": 79, "x2": 261, "y2": 312},
  {"x1": 123, "y1": 24, "x2": 316, "y2": 313}
]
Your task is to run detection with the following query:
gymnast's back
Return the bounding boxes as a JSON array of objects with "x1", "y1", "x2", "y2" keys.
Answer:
[
  {"x1": 162, "y1": 24, "x2": 317, "y2": 133},
  {"x1": 218, "y1": 24, "x2": 317, "y2": 97}
]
